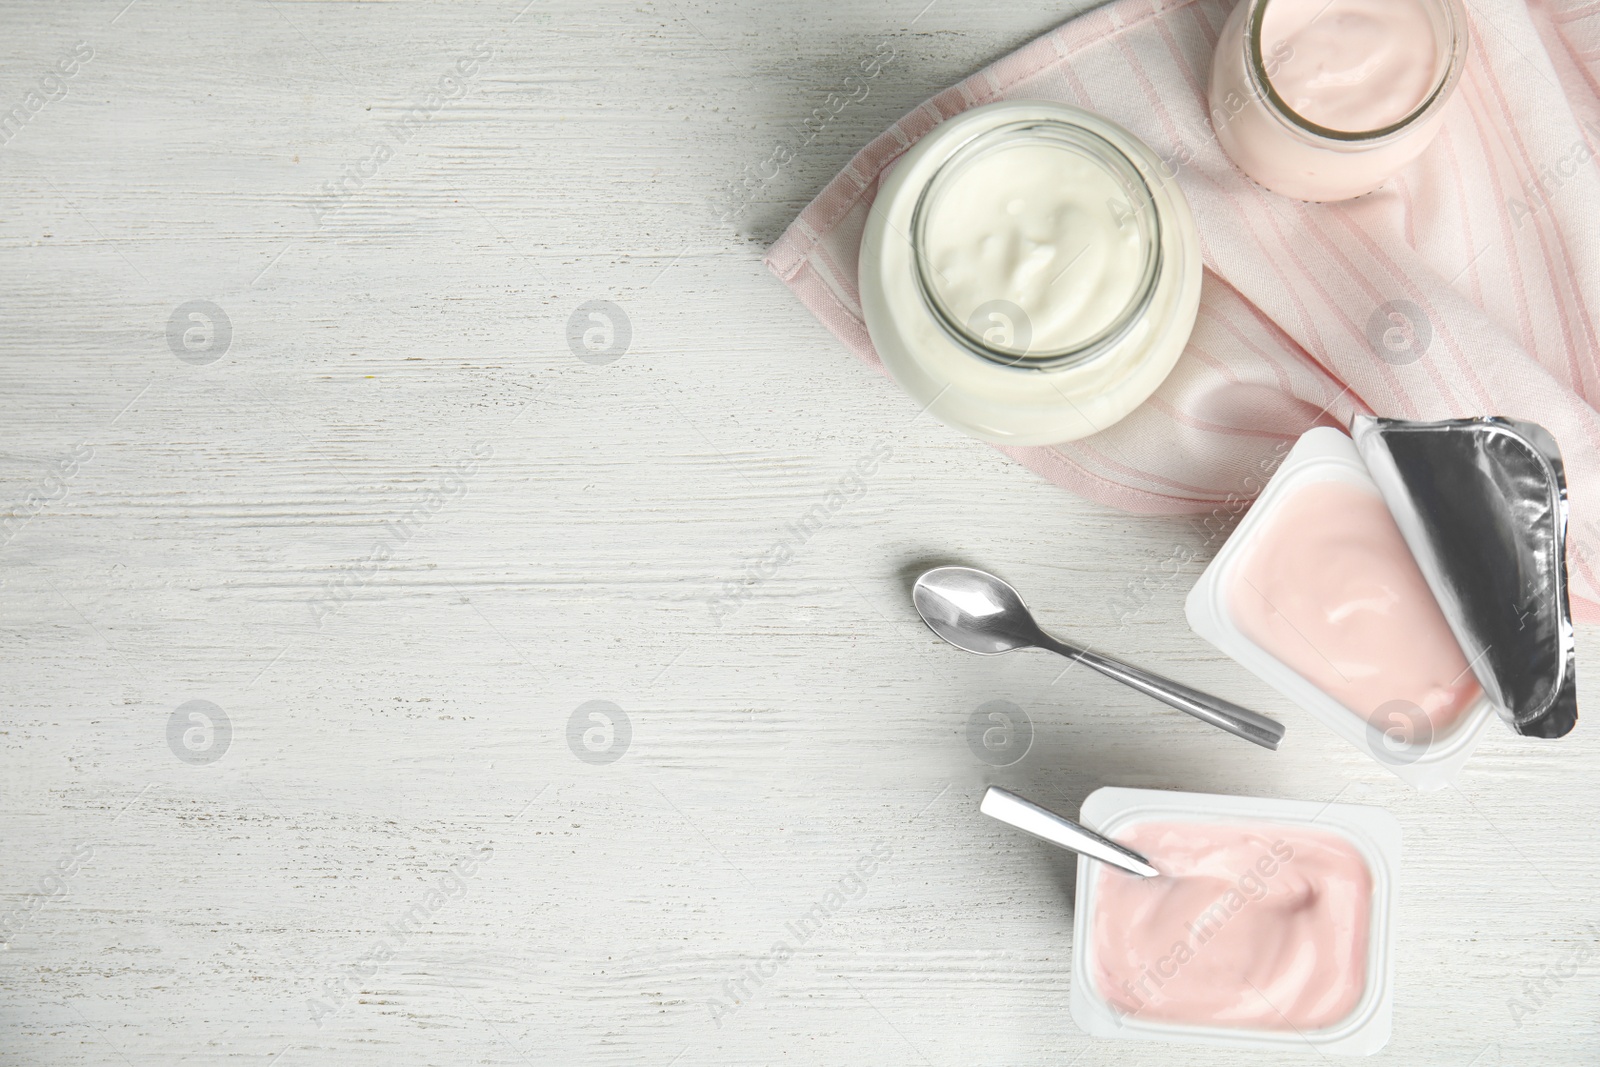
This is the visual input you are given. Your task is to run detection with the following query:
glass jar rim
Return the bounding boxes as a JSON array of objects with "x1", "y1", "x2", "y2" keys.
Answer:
[
  {"x1": 909, "y1": 118, "x2": 1164, "y2": 371},
  {"x1": 1245, "y1": 0, "x2": 1470, "y2": 145}
]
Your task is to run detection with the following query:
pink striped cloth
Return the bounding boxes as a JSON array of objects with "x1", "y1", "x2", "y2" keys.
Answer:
[{"x1": 766, "y1": 0, "x2": 1600, "y2": 621}]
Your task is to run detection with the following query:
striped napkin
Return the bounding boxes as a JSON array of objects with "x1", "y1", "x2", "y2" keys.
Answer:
[{"x1": 766, "y1": 0, "x2": 1600, "y2": 621}]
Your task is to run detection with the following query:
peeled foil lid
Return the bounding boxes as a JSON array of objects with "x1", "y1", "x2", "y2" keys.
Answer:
[{"x1": 1351, "y1": 416, "x2": 1577, "y2": 739}]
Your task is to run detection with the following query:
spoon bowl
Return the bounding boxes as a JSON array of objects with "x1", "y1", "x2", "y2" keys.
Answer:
[{"x1": 912, "y1": 565, "x2": 1042, "y2": 654}]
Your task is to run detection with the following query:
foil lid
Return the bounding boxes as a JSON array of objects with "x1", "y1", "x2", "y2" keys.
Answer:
[{"x1": 1351, "y1": 416, "x2": 1577, "y2": 739}]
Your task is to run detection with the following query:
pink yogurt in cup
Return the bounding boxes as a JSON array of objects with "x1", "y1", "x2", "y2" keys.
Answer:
[
  {"x1": 1185, "y1": 426, "x2": 1498, "y2": 789},
  {"x1": 1091, "y1": 820, "x2": 1372, "y2": 1030},
  {"x1": 1070, "y1": 787, "x2": 1400, "y2": 1054},
  {"x1": 1228, "y1": 478, "x2": 1482, "y2": 737}
]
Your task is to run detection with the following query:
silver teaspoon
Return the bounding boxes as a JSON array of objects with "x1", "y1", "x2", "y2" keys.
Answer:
[
  {"x1": 980, "y1": 787, "x2": 1157, "y2": 877},
  {"x1": 913, "y1": 566, "x2": 1284, "y2": 750}
]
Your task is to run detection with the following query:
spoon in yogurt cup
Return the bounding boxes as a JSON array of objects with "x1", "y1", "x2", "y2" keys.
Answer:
[
  {"x1": 913, "y1": 566, "x2": 1285, "y2": 750},
  {"x1": 980, "y1": 787, "x2": 1157, "y2": 877}
]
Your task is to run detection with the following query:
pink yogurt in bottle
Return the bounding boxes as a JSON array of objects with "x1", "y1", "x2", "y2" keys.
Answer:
[{"x1": 1209, "y1": 0, "x2": 1470, "y2": 201}]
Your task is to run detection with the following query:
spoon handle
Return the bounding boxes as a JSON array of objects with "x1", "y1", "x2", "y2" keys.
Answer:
[
  {"x1": 1039, "y1": 637, "x2": 1286, "y2": 750},
  {"x1": 980, "y1": 787, "x2": 1158, "y2": 877}
]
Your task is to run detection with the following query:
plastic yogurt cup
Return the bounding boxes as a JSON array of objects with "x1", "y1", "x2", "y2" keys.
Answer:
[
  {"x1": 860, "y1": 100, "x2": 1202, "y2": 445},
  {"x1": 1208, "y1": 0, "x2": 1470, "y2": 201},
  {"x1": 1186, "y1": 427, "x2": 1496, "y2": 788},
  {"x1": 1071, "y1": 787, "x2": 1400, "y2": 1055}
]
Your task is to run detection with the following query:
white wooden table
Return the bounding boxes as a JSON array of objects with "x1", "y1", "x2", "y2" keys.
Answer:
[{"x1": 2, "y1": 1, "x2": 1596, "y2": 1063}]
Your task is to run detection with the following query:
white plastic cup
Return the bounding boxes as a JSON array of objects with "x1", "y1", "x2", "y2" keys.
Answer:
[
  {"x1": 1185, "y1": 427, "x2": 1495, "y2": 789},
  {"x1": 1071, "y1": 786, "x2": 1401, "y2": 1055}
]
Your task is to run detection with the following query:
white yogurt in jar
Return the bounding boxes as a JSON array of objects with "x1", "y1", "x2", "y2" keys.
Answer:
[
  {"x1": 919, "y1": 141, "x2": 1148, "y2": 355},
  {"x1": 861, "y1": 101, "x2": 1201, "y2": 446}
]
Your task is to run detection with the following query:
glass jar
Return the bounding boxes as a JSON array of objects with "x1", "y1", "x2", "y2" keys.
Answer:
[
  {"x1": 1209, "y1": 0, "x2": 1470, "y2": 202},
  {"x1": 859, "y1": 101, "x2": 1202, "y2": 446}
]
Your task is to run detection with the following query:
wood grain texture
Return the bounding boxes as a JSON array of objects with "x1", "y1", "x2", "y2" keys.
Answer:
[{"x1": 0, "y1": 1, "x2": 1596, "y2": 1064}]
